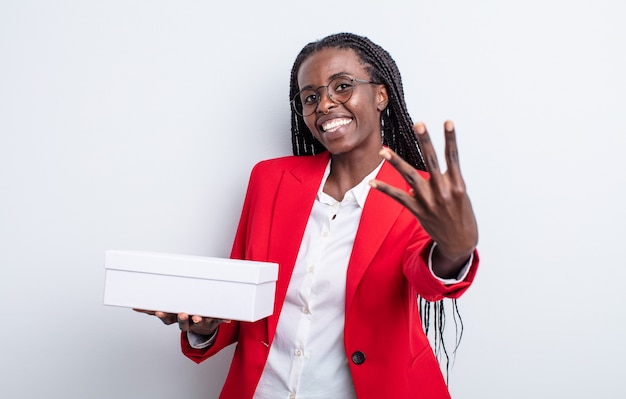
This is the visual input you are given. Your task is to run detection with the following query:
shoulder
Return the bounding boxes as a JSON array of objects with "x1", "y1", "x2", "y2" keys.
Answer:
[
  {"x1": 253, "y1": 154, "x2": 304, "y2": 170},
  {"x1": 250, "y1": 152, "x2": 329, "y2": 178}
]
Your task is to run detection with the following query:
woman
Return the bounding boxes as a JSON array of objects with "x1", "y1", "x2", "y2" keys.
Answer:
[{"x1": 144, "y1": 32, "x2": 479, "y2": 398}]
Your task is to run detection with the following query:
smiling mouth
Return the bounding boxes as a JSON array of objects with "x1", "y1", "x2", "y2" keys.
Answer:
[{"x1": 321, "y1": 118, "x2": 352, "y2": 133}]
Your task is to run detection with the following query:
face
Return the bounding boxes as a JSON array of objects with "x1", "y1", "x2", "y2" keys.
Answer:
[{"x1": 296, "y1": 48, "x2": 388, "y2": 157}]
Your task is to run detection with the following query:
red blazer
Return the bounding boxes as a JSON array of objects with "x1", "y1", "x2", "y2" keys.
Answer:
[{"x1": 182, "y1": 152, "x2": 479, "y2": 399}]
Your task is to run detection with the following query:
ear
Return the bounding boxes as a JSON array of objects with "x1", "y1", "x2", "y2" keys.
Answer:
[{"x1": 376, "y1": 85, "x2": 389, "y2": 112}]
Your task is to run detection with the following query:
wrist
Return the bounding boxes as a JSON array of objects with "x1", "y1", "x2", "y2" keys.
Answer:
[{"x1": 431, "y1": 244, "x2": 473, "y2": 279}]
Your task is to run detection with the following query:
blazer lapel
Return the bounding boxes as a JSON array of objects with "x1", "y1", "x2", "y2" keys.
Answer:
[{"x1": 345, "y1": 161, "x2": 407, "y2": 313}]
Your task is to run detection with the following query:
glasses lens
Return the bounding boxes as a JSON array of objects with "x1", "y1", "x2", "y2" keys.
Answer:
[
  {"x1": 291, "y1": 89, "x2": 316, "y2": 117},
  {"x1": 298, "y1": 89, "x2": 318, "y2": 116},
  {"x1": 328, "y1": 77, "x2": 354, "y2": 104}
]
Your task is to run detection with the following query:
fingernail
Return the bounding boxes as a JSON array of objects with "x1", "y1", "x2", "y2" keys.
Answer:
[
  {"x1": 415, "y1": 123, "x2": 426, "y2": 134},
  {"x1": 379, "y1": 148, "x2": 391, "y2": 160},
  {"x1": 444, "y1": 120, "x2": 454, "y2": 132},
  {"x1": 368, "y1": 180, "x2": 378, "y2": 188},
  {"x1": 191, "y1": 316, "x2": 202, "y2": 323}
]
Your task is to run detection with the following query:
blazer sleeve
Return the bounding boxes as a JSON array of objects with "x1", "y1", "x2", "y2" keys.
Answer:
[
  {"x1": 180, "y1": 322, "x2": 240, "y2": 364},
  {"x1": 403, "y1": 231, "x2": 479, "y2": 302}
]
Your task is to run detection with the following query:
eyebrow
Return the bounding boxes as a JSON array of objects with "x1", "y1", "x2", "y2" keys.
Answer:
[{"x1": 299, "y1": 71, "x2": 353, "y2": 90}]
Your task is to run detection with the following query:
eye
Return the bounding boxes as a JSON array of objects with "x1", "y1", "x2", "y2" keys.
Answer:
[
  {"x1": 301, "y1": 91, "x2": 318, "y2": 105},
  {"x1": 334, "y1": 81, "x2": 354, "y2": 93}
]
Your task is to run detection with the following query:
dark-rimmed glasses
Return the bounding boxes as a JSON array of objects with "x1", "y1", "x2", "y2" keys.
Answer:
[{"x1": 291, "y1": 76, "x2": 378, "y2": 117}]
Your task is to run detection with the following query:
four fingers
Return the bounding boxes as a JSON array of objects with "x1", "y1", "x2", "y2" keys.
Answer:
[
  {"x1": 371, "y1": 120, "x2": 466, "y2": 212},
  {"x1": 177, "y1": 313, "x2": 228, "y2": 333},
  {"x1": 136, "y1": 308, "x2": 231, "y2": 334},
  {"x1": 187, "y1": 315, "x2": 232, "y2": 335}
]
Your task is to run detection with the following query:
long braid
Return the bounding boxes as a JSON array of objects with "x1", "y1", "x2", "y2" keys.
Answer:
[
  {"x1": 289, "y1": 33, "x2": 463, "y2": 381},
  {"x1": 289, "y1": 32, "x2": 426, "y2": 171}
]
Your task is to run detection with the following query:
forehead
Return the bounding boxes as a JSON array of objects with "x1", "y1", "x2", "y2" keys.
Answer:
[{"x1": 297, "y1": 47, "x2": 367, "y2": 87}]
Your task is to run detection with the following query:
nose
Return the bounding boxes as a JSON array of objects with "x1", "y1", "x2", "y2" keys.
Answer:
[{"x1": 316, "y1": 87, "x2": 336, "y2": 114}]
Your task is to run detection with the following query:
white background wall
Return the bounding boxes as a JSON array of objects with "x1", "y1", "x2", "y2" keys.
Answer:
[{"x1": 1, "y1": 1, "x2": 625, "y2": 398}]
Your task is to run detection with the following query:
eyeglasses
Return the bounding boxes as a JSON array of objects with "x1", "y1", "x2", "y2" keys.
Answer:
[{"x1": 291, "y1": 76, "x2": 378, "y2": 117}]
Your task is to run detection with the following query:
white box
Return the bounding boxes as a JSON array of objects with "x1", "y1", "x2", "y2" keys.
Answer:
[{"x1": 103, "y1": 250, "x2": 278, "y2": 322}]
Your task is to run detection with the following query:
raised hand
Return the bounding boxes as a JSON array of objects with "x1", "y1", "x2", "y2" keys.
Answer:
[{"x1": 370, "y1": 121, "x2": 478, "y2": 278}]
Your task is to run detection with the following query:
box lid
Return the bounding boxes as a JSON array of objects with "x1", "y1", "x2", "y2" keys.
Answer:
[{"x1": 104, "y1": 250, "x2": 278, "y2": 284}]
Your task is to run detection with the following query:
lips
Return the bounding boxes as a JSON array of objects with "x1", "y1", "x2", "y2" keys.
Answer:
[{"x1": 320, "y1": 118, "x2": 352, "y2": 133}]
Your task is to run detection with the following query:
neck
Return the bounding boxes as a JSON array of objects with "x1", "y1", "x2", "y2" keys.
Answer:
[{"x1": 323, "y1": 149, "x2": 383, "y2": 201}]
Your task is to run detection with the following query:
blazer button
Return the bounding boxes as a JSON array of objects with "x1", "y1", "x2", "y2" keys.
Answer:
[{"x1": 351, "y1": 351, "x2": 366, "y2": 365}]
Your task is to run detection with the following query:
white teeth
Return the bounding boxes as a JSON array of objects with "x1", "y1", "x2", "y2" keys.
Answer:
[{"x1": 322, "y1": 118, "x2": 351, "y2": 132}]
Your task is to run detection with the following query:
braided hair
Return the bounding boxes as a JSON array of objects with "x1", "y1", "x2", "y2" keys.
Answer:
[{"x1": 289, "y1": 32, "x2": 426, "y2": 171}]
